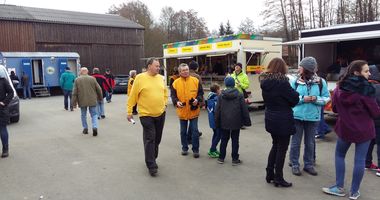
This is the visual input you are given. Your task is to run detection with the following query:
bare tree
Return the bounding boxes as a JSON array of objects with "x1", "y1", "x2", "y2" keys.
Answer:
[{"x1": 238, "y1": 17, "x2": 256, "y2": 34}]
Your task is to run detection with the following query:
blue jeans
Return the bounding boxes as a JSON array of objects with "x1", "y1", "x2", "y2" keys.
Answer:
[
  {"x1": 63, "y1": 90, "x2": 73, "y2": 110},
  {"x1": 290, "y1": 120, "x2": 318, "y2": 169},
  {"x1": 317, "y1": 107, "x2": 331, "y2": 136},
  {"x1": 106, "y1": 92, "x2": 112, "y2": 102},
  {"x1": 219, "y1": 129, "x2": 240, "y2": 160},
  {"x1": 96, "y1": 98, "x2": 105, "y2": 116},
  {"x1": 210, "y1": 128, "x2": 221, "y2": 152},
  {"x1": 23, "y1": 85, "x2": 31, "y2": 99},
  {"x1": 80, "y1": 106, "x2": 98, "y2": 129},
  {"x1": 0, "y1": 125, "x2": 9, "y2": 147},
  {"x1": 180, "y1": 118, "x2": 199, "y2": 152},
  {"x1": 335, "y1": 138, "x2": 370, "y2": 194},
  {"x1": 366, "y1": 125, "x2": 380, "y2": 166}
]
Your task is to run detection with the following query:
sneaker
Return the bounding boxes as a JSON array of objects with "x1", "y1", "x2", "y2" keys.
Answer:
[
  {"x1": 349, "y1": 191, "x2": 360, "y2": 200},
  {"x1": 193, "y1": 152, "x2": 200, "y2": 158},
  {"x1": 365, "y1": 163, "x2": 378, "y2": 171},
  {"x1": 303, "y1": 167, "x2": 318, "y2": 176},
  {"x1": 217, "y1": 158, "x2": 224, "y2": 164},
  {"x1": 315, "y1": 134, "x2": 324, "y2": 139},
  {"x1": 376, "y1": 169, "x2": 380, "y2": 177},
  {"x1": 181, "y1": 150, "x2": 188, "y2": 156},
  {"x1": 292, "y1": 167, "x2": 302, "y2": 176},
  {"x1": 149, "y1": 168, "x2": 158, "y2": 177},
  {"x1": 322, "y1": 185, "x2": 346, "y2": 197},
  {"x1": 208, "y1": 150, "x2": 219, "y2": 158},
  {"x1": 232, "y1": 159, "x2": 242, "y2": 166}
]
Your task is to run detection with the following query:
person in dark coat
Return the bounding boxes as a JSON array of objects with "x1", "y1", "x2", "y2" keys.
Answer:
[
  {"x1": 365, "y1": 64, "x2": 380, "y2": 173},
  {"x1": 0, "y1": 74, "x2": 15, "y2": 158},
  {"x1": 322, "y1": 60, "x2": 380, "y2": 199},
  {"x1": 215, "y1": 76, "x2": 251, "y2": 165},
  {"x1": 92, "y1": 68, "x2": 111, "y2": 119},
  {"x1": 259, "y1": 58, "x2": 299, "y2": 187}
]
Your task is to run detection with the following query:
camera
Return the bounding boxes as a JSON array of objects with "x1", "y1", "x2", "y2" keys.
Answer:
[{"x1": 189, "y1": 98, "x2": 199, "y2": 110}]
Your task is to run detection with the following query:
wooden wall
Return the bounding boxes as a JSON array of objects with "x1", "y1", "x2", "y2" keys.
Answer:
[{"x1": 0, "y1": 20, "x2": 145, "y2": 74}]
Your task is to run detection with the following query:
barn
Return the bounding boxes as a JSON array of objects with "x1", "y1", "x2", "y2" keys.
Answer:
[{"x1": 0, "y1": 4, "x2": 145, "y2": 75}]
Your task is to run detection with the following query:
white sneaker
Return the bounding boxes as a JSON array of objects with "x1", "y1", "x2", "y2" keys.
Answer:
[
  {"x1": 349, "y1": 191, "x2": 360, "y2": 200},
  {"x1": 376, "y1": 170, "x2": 380, "y2": 177}
]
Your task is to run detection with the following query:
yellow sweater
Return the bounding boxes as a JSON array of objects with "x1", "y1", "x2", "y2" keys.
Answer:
[{"x1": 127, "y1": 72, "x2": 168, "y2": 117}]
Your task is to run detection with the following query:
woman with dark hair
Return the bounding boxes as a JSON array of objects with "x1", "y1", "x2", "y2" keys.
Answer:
[
  {"x1": 260, "y1": 58, "x2": 299, "y2": 187},
  {"x1": 0, "y1": 73, "x2": 14, "y2": 158},
  {"x1": 322, "y1": 60, "x2": 380, "y2": 200},
  {"x1": 289, "y1": 57, "x2": 330, "y2": 177}
]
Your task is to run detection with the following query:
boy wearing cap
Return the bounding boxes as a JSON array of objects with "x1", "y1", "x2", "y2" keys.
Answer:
[
  {"x1": 215, "y1": 76, "x2": 251, "y2": 165},
  {"x1": 60, "y1": 66, "x2": 76, "y2": 111},
  {"x1": 289, "y1": 57, "x2": 330, "y2": 176}
]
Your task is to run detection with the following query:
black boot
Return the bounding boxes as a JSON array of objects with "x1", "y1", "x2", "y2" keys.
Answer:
[
  {"x1": 2, "y1": 144, "x2": 9, "y2": 158},
  {"x1": 273, "y1": 175, "x2": 292, "y2": 188},
  {"x1": 266, "y1": 168, "x2": 274, "y2": 183}
]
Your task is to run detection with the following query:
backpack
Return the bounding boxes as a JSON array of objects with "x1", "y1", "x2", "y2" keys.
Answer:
[{"x1": 294, "y1": 77, "x2": 324, "y2": 95}]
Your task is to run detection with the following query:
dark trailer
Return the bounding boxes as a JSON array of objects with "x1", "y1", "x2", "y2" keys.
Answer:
[{"x1": 0, "y1": 4, "x2": 145, "y2": 75}]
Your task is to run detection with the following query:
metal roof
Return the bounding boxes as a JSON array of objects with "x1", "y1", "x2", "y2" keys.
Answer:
[
  {"x1": 0, "y1": 4, "x2": 144, "y2": 29},
  {"x1": 278, "y1": 30, "x2": 380, "y2": 45},
  {"x1": 0, "y1": 52, "x2": 80, "y2": 58}
]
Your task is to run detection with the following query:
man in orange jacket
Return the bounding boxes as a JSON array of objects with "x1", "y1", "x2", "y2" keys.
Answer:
[{"x1": 171, "y1": 63, "x2": 204, "y2": 158}]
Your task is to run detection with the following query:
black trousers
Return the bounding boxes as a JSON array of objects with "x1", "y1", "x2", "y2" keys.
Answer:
[
  {"x1": 139, "y1": 112, "x2": 166, "y2": 169},
  {"x1": 219, "y1": 129, "x2": 240, "y2": 160},
  {"x1": 267, "y1": 134, "x2": 291, "y2": 178}
]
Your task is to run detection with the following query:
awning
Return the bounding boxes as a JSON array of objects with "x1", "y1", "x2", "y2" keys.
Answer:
[
  {"x1": 276, "y1": 30, "x2": 380, "y2": 45},
  {"x1": 243, "y1": 49, "x2": 265, "y2": 53},
  {"x1": 163, "y1": 49, "x2": 238, "y2": 59}
]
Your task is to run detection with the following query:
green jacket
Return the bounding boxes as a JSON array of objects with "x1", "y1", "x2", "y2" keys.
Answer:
[
  {"x1": 60, "y1": 71, "x2": 76, "y2": 91},
  {"x1": 231, "y1": 71, "x2": 250, "y2": 93},
  {"x1": 72, "y1": 75, "x2": 103, "y2": 107}
]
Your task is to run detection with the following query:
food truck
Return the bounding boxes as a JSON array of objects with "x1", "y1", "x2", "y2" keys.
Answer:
[
  {"x1": 281, "y1": 21, "x2": 380, "y2": 113},
  {"x1": 162, "y1": 33, "x2": 282, "y2": 103}
]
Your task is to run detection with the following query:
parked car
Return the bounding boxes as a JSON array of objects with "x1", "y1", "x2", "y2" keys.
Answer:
[
  {"x1": 0, "y1": 65, "x2": 20, "y2": 123},
  {"x1": 113, "y1": 74, "x2": 129, "y2": 94}
]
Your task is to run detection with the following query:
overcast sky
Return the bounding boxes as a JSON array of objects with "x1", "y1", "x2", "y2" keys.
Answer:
[{"x1": 4, "y1": 0, "x2": 265, "y2": 32}]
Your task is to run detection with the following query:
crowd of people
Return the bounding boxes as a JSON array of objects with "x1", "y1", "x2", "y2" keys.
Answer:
[{"x1": 1, "y1": 55, "x2": 379, "y2": 200}]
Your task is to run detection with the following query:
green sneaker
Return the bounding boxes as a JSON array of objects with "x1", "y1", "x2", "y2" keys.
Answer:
[{"x1": 208, "y1": 150, "x2": 219, "y2": 158}]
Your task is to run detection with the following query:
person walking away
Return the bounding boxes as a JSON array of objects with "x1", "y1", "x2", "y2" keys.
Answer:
[
  {"x1": 207, "y1": 83, "x2": 222, "y2": 158},
  {"x1": 289, "y1": 57, "x2": 330, "y2": 176},
  {"x1": 104, "y1": 69, "x2": 115, "y2": 103},
  {"x1": 127, "y1": 58, "x2": 168, "y2": 177},
  {"x1": 171, "y1": 63, "x2": 204, "y2": 158},
  {"x1": 9, "y1": 71, "x2": 19, "y2": 89},
  {"x1": 364, "y1": 64, "x2": 380, "y2": 175},
  {"x1": 92, "y1": 68, "x2": 111, "y2": 119},
  {"x1": 72, "y1": 67, "x2": 103, "y2": 136},
  {"x1": 0, "y1": 74, "x2": 14, "y2": 157},
  {"x1": 260, "y1": 58, "x2": 299, "y2": 187},
  {"x1": 322, "y1": 60, "x2": 380, "y2": 200},
  {"x1": 21, "y1": 72, "x2": 31, "y2": 99},
  {"x1": 215, "y1": 76, "x2": 251, "y2": 165},
  {"x1": 127, "y1": 70, "x2": 138, "y2": 115},
  {"x1": 60, "y1": 67, "x2": 76, "y2": 111}
]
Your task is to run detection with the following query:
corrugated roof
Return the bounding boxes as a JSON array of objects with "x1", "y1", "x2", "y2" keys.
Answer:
[
  {"x1": 0, "y1": 4, "x2": 144, "y2": 29},
  {"x1": 1, "y1": 52, "x2": 80, "y2": 58}
]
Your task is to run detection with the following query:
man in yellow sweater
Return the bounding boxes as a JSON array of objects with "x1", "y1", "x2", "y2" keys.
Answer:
[
  {"x1": 171, "y1": 63, "x2": 204, "y2": 158},
  {"x1": 127, "y1": 58, "x2": 168, "y2": 177}
]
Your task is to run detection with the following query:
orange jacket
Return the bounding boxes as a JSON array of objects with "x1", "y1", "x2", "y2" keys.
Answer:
[{"x1": 171, "y1": 76, "x2": 204, "y2": 120}]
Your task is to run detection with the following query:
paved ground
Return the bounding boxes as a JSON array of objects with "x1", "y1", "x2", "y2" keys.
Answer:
[{"x1": 1, "y1": 94, "x2": 379, "y2": 200}]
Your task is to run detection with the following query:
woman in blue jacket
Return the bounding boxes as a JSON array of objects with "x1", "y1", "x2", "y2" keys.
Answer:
[{"x1": 289, "y1": 57, "x2": 330, "y2": 176}]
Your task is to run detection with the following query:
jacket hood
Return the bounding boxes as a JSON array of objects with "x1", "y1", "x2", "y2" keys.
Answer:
[
  {"x1": 259, "y1": 72, "x2": 289, "y2": 91},
  {"x1": 207, "y1": 92, "x2": 218, "y2": 100},
  {"x1": 369, "y1": 65, "x2": 380, "y2": 82},
  {"x1": 340, "y1": 75, "x2": 375, "y2": 97},
  {"x1": 221, "y1": 88, "x2": 239, "y2": 100}
]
